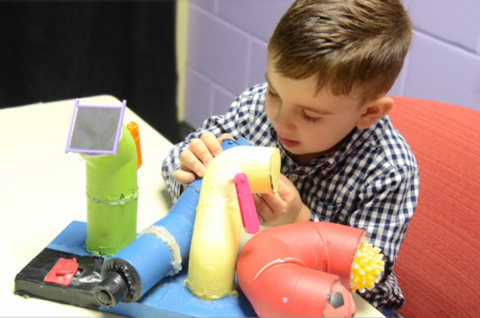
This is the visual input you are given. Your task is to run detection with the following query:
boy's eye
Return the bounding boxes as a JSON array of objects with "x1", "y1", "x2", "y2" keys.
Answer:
[
  {"x1": 267, "y1": 89, "x2": 279, "y2": 99},
  {"x1": 301, "y1": 111, "x2": 321, "y2": 123}
]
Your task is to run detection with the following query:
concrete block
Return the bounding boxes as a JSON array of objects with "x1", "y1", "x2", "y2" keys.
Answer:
[
  {"x1": 187, "y1": 4, "x2": 249, "y2": 94},
  {"x1": 184, "y1": 67, "x2": 213, "y2": 128},
  {"x1": 217, "y1": 0, "x2": 294, "y2": 41},
  {"x1": 404, "y1": 32, "x2": 480, "y2": 111},
  {"x1": 213, "y1": 87, "x2": 237, "y2": 116},
  {"x1": 403, "y1": 0, "x2": 480, "y2": 53},
  {"x1": 248, "y1": 39, "x2": 268, "y2": 88},
  {"x1": 190, "y1": 0, "x2": 217, "y2": 13}
]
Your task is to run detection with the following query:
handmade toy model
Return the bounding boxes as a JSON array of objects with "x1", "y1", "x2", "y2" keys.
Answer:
[
  {"x1": 236, "y1": 222, "x2": 384, "y2": 317},
  {"x1": 14, "y1": 99, "x2": 385, "y2": 318},
  {"x1": 14, "y1": 100, "x2": 261, "y2": 316},
  {"x1": 185, "y1": 144, "x2": 280, "y2": 300},
  {"x1": 94, "y1": 138, "x2": 280, "y2": 309},
  {"x1": 64, "y1": 99, "x2": 140, "y2": 256}
]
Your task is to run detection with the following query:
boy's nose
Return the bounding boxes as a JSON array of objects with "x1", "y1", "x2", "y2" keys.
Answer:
[{"x1": 275, "y1": 107, "x2": 295, "y2": 132}]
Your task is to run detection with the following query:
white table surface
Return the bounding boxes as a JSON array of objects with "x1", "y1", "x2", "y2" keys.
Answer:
[{"x1": 0, "y1": 95, "x2": 383, "y2": 317}]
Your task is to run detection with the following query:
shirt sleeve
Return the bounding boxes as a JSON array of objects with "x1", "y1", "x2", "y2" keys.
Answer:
[
  {"x1": 161, "y1": 86, "x2": 261, "y2": 203},
  {"x1": 350, "y1": 164, "x2": 419, "y2": 309}
]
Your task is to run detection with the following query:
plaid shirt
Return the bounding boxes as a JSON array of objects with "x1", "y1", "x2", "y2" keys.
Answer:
[{"x1": 162, "y1": 83, "x2": 419, "y2": 310}]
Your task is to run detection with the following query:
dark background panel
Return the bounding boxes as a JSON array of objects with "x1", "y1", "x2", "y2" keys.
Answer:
[{"x1": 0, "y1": 1, "x2": 180, "y2": 143}]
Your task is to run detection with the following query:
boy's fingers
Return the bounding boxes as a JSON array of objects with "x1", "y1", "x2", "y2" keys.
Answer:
[
  {"x1": 188, "y1": 138, "x2": 215, "y2": 167},
  {"x1": 260, "y1": 192, "x2": 281, "y2": 210},
  {"x1": 253, "y1": 193, "x2": 273, "y2": 224},
  {"x1": 218, "y1": 133, "x2": 234, "y2": 144},
  {"x1": 179, "y1": 149, "x2": 206, "y2": 177},
  {"x1": 200, "y1": 132, "x2": 224, "y2": 157},
  {"x1": 172, "y1": 169, "x2": 196, "y2": 184},
  {"x1": 257, "y1": 211, "x2": 265, "y2": 225}
]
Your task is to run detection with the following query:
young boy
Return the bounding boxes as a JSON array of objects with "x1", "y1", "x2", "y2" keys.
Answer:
[{"x1": 162, "y1": 0, "x2": 418, "y2": 316}]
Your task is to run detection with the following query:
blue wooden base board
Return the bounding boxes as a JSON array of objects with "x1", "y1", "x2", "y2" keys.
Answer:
[{"x1": 47, "y1": 221, "x2": 257, "y2": 317}]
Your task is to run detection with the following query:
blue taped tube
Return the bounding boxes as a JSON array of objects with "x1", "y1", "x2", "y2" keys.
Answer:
[
  {"x1": 94, "y1": 138, "x2": 251, "y2": 307},
  {"x1": 107, "y1": 178, "x2": 201, "y2": 299}
]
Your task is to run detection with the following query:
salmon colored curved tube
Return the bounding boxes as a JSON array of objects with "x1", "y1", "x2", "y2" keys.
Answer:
[{"x1": 236, "y1": 221, "x2": 367, "y2": 317}]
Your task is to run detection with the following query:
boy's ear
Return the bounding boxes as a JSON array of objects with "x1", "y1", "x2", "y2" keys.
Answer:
[{"x1": 356, "y1": 96, "x2": 394, "y2": 130}]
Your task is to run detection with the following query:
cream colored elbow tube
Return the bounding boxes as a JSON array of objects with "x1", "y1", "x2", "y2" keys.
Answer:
[{"x1": 185, "y1": 146, "x2": 280, "y2": 300}]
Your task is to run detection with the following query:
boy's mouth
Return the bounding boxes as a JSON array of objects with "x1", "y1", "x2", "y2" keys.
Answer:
[{"x1": 278, "y1": 135, "x2": 300, "y2": 148}]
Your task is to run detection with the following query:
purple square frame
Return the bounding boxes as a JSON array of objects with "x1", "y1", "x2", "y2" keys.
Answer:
[{"x1": 65, "y1": 98, "x2": 126, "y2": 156}]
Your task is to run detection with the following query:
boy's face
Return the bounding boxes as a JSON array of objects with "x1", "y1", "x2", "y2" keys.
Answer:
[{"x1": 265, "y1": 53, "x2": 366, "y2": 165}]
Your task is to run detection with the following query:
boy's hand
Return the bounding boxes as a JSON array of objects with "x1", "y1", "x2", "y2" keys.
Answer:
[
  {"x1": 253, "y1": 174, "x2": 311, "y2": 226},
  {"x1": 173, "y1": 131, "x2": 233, "y2": 184}
]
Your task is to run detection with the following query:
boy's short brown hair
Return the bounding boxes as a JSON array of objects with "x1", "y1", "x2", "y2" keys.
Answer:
[{"x1": 268, "y1": 0, "x2": 412, "y2": 105}]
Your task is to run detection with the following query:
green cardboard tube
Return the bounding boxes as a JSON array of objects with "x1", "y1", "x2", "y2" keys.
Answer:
[{"x1": 81, "y1": 125, "x2": 138, "y2": 256}]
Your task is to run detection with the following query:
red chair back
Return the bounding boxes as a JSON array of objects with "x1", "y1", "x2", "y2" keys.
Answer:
[{"x1": 389, "y1": 97, "x2": 480, "y2": 318}]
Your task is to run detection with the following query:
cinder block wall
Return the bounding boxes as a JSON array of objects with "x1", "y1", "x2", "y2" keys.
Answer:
[{"x1": 184, "y1": 0, "x2": 480, "y2": 128}]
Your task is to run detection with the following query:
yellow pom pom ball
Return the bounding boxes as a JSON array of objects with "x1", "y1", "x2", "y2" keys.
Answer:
[{"x1": 350, "y1": 243, "x2": 385, "y2": 292}]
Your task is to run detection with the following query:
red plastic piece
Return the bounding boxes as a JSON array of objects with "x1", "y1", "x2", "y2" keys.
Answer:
[
  {"x1": 126, "y1": 121, "x2": 142, "y2": 169},
  {"x1": 43, "y1": 258, "x2": 79, "y2": 286},
  {"x1": 237, "y1": 222, "x2": 365, "y2": 317},
  {"x1": 324, "y1": 281, "x2": 356, "y2": 317},
  {"x1": 234, "y1": 173, "x2": 260, "y2": 234}
]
